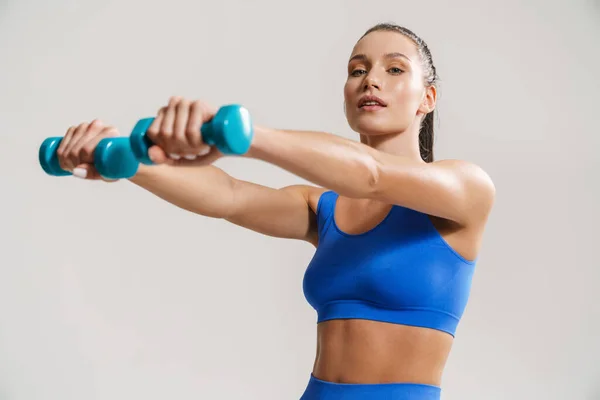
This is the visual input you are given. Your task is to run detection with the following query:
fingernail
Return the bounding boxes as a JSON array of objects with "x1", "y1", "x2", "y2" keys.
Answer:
[
  {"x1": 197, "y1": 147, "x2": 211, "y2": 156},
  {"x1": 73, "y1": 168, "x2": 87, "y2": 179},
  {"x1": 169, "y1": 153, "x2": 181, "y2": 160},
  {"x1": 183, "y1": 154, "x2": 197, "y2": 160}
]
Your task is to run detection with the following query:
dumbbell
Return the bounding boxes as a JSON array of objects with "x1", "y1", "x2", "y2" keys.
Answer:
[
  {"x1": 129, "y1": 104, "x2": 253, "y2": 166},
  {"x1": 38, "y1": 136, "x2": 139, "y2": 179},
  {"x1": 39, "y1": 104, "x2": 254, "y2": 180}
]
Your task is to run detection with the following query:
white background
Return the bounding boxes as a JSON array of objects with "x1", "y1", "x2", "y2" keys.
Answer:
[{"x1": 1, "y1": 0, "x2": 598, "y2": 398}]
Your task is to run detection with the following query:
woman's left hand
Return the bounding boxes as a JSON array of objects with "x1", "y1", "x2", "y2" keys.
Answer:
[{"x1": 145, "y1": 96, "x2": 223, "y2": 166}]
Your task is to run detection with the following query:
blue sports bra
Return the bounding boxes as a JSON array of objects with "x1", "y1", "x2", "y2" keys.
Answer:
[{"x1": 302, "y1": 191, "x2": 477, "y2": 337}]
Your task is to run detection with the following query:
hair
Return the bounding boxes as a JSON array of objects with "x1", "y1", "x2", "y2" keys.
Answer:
[{"x1": 360, "y1": 23, "x2": 439, "y2": 163}]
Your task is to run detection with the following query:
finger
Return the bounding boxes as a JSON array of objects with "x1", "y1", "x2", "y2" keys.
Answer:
[
  {"x1": 186, "y1": 100, "x2": 204, "y2": 148},
  {"x1": 147, "y1": 145, "x2": 175, "y2": 165},
  {"x1": 159, "y1": 96, "x2": 181, "y2": 154},
  {"x1": 63, "y1": 122, "x2": 90, "y2": 169},
  {"x1": 56, "y1": 126, "x2": 77, "y2": 171},
  {"x1": 72, "y1": 163, "x2": 101, "y2": 180},
  {"x1": 146, "y1": 107, "x2": 165, "y2": 148},
  {"x1": 174, "y1": 98, "x2": 192, "y2": 154},
  {"x1": 69, "y1": 120, "x2": 107, "y2": 164},
  {"x1": 178, "y1": 146, "x2": 222, "y2": 167},
  {"x1": 149, "y1": 109, "x2": 180, "y2": 160},
  {"x1": 78, "y1": 126, "x2": 118, "y2": 164},
  {"x1": 187, "y1": 100, "x2": 212, "y2": 154}
]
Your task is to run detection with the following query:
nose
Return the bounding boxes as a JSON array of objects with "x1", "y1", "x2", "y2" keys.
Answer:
[{"x1": 363, "y1": 73, "x2": 381, "y2": 91}]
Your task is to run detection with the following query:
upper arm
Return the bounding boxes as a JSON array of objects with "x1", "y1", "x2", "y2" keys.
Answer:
[
  {"x1": 372, "y1": 158, "x2": 496, "y2": 228},
  {"x1": 225, "y1": 180, "x2": 326, "y2": 245}
]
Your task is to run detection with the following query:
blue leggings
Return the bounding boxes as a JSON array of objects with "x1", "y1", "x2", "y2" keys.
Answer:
[{"x1": 300, "y1": 374, "x2": 441, "y2": 399}]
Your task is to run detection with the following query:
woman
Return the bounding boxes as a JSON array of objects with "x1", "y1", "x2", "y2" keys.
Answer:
[{"x1": 56, "y1": 23, "x2": 495, "y2": 400}]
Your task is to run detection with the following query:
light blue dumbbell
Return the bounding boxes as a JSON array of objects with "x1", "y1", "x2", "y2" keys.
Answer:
[
  {"x1": 129, "y1": 104, "x2": 253, "y2": 165},
  {"x1": 38, "y1": 136, "x2": 139, "y2": 179},
  {"x1": 39, "y1": 104, "x2": 254, "y2": 179}
]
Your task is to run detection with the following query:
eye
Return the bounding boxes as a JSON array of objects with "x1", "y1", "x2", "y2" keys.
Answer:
[
  {"x1": 350, "y1": 69, "x2": 367, "y2": 77},
  {"x1": 388, "y1": 67, "x2": 404, "y2": 74}
]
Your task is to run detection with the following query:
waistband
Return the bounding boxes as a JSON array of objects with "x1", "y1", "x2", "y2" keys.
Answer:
[{"x1": 300, "y1": 374, "x2": 441, "y2": 400}]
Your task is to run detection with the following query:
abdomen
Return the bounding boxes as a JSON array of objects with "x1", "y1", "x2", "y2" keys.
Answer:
[{"x1": 312, "y1": 318, "x2": 453, "y2": 386}]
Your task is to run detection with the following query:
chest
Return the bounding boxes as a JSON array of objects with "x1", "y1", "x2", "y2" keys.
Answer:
[{"x1": 333, "y1": 201, "x2": 394, "y2": 236}]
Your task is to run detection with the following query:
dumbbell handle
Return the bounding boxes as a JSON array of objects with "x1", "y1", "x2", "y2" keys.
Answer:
[
  {"x1": 39, "y1": 104, "x2": 253, "y2": 179},
  {"x1": 130, "y1": 104, "x2": 253, "y2": 165}
]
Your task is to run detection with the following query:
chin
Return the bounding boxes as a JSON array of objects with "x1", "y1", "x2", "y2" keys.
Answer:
[{"x1": 350, "y1": 119, "x2": 397, "y2": 137}]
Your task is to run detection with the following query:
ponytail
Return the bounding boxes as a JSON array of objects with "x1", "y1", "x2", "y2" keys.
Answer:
[{"x1": 419, "y1": 110, "x2": 435, "y2": 163}]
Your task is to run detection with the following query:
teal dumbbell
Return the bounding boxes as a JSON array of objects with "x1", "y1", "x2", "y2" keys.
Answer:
[
  {"x1": 129, "y1": 104, "x2": 253, "y2": 165},
  {"x1": 38, "y1": 136, "x2": 140, "y2": 179},
  {"x1": 39, "y1": 104, "x2": 254, "y2": 179}
]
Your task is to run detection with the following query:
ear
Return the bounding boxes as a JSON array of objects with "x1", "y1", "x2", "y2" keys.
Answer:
[{"x1": 419, "y1": 85, "x2": 437, "y2": 114}]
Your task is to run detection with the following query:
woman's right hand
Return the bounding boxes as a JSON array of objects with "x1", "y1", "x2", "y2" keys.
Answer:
[{"x1": 56, "y1": 119, "x2": 120, "y2": 180}]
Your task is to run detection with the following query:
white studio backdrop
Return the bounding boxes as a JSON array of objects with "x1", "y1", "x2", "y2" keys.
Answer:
[{"x1": 0, "y1": 0, "x2": 598, "y2": 399}]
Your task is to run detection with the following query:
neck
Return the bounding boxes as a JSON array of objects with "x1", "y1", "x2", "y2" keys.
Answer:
[{"x1": 360, "y1": 120, "x2": 424, "y2": 163}]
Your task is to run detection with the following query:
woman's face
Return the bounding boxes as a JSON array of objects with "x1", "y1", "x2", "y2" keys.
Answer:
[{"x1": 344, "y1": 30, "x2": 435, "y2": 137}]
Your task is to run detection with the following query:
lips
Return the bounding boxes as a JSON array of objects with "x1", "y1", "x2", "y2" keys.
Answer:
[{"x1": 358, "y1": 95, "x2": 387, "y2": 108}]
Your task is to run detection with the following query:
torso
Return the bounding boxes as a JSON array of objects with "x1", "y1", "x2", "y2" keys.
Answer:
[{"x1": 305, "y1": 190, "x2": 485, "y2": 386}]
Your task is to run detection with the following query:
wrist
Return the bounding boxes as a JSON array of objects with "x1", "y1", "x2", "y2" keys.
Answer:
[
  {"x1": 127, "y1": 163, "x2": 154, "y2": 183},
  {"x1": 245, "y1": 124, "x2": 274, "y2": 160}
]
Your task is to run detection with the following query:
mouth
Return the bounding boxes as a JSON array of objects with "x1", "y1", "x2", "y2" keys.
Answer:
[{"x1": 358, "y1": 95, "x2": 387, "y2": 109}]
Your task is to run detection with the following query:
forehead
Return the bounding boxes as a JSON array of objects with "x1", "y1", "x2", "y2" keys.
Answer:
[{"x1": 350, "y1": 31, "x2": 418, "y2": 61}]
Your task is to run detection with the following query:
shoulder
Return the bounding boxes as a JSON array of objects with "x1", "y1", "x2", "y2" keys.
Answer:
[{"x1": 433, "y1": 159, "x2": 496, "y2": 222}]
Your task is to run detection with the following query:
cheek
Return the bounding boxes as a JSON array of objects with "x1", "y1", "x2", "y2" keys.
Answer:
[
  {"x1": 343, "y1": 81, "x2": 355, "y2": 103},
  {"x1": 390, "y1": 79, "x2": 422, "y2": 110}
]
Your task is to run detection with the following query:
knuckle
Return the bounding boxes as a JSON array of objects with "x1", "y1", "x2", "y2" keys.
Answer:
[
  {"x1": 191, "y1": 100, "x2": 204, "y2": 110},
  {"x1": 158, "y1": 126, "x2": 172, "y2": 136},
  {"x1": 80, "y1": 146, "x2": 94, "y2": 160},
  {"x1": 169, "y1": 95, "x2": 182, "y2": 105},
  {"x1": 146, "y1": 129, "x2": 158, "y2": 140},
  {"x1": 101, "y1": 126, "x2": 117, "y2": 136},
  {"x1": 73, "y1": 124, "x2": 87, "y2": 137},
  {"x1": 68, "y1": 153, "x2": 79, "y2": 165},
  {"x1": 174, "y1": 128, "x2": 186, "y2": 139},
  {"x1": 160, "y1": 121, "x2": 173, "y2": 134},
  {"x1": 157, "y1": 130, "x2": 170, "y2": 142},
  {"x1": 146, "y1": 123, "x2": 158, "y2": 136},
  {"x1": 90, "y1": 119, "x2": 103, "y2": 128},
  {"x1": 186, "y1": 129, "x2": 200, "y2": 143},
  {"x1": 185, "y1": 126, "x2": 197, "y2": 138}
]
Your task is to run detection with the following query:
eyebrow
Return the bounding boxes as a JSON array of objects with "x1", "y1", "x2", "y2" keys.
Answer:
[{"x1": 348, "y1": 52, "x2": 412, "y2": 63}]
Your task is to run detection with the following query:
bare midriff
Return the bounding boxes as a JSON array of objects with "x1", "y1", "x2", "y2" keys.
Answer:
[{"x1": 311, "y1": 319, "x2": 453, "y2": 386}]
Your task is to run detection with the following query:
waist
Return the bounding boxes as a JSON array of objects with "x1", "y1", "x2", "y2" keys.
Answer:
[{"x1": 312, "y1": 319, "x2": 453, "y2": 387}]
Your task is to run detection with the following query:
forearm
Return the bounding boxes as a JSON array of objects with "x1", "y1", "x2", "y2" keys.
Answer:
[
  {"x1": 128, "y1": 163, "x2": 236, "y2": 219},
  {"x1": 246, "y1": 126, "x2": 390, "y2": 199}
]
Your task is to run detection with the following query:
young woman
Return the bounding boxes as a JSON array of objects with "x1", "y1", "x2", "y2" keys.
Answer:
[{"x1": 56, "y1": 23, "x2": 495, "y2": 400}]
